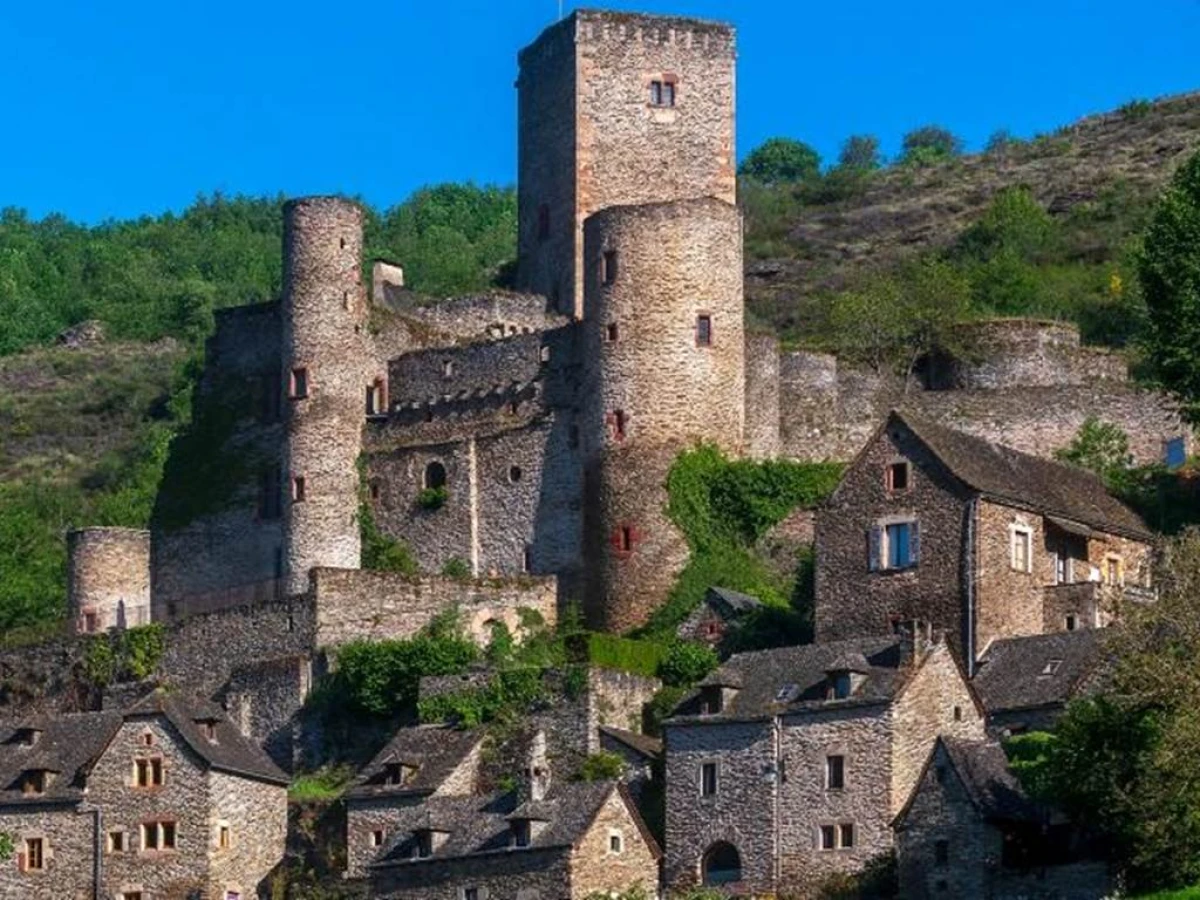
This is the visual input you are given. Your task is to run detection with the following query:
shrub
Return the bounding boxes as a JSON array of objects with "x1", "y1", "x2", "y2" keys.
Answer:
[
  {"x1": 1120, "y1": 98, "x2": 1154, "y2": 121},
  {"x1": 417, "y1": 667, "x2": 547, "y2": 727},
  {"x1": 0, "y1": 831, "x2": 12, "y2": 863},
  {"x1": 416, "y1": 486, "x2": 448, "y2": 510},
  {"x1": 288, "y1": 765, "x2": 355, "y2": 802},
  {"x1": 575, "y1": 751, "x2": 627, "y2": 782},
  {"x1": 579, "y1": 632, "x2": 669, "y2": 678},
  {"x1": 441, "y1": 557, "x2": 471, "y2": 579},
  {"x1": 657, "y1": 641, "x2": 719, "y2": 687},
  {"x1": 739, "y1": 138, "x2": 821, "y2": 184},
  {"x1": 359, "y1": 501, "x2": 419, "y2": 574},
  {"x1": 898, "y1": 125, "x2": 963, "y2": 166},
  {"x1": 333, "y1": 630, "x2": 479, "y2": 718}
]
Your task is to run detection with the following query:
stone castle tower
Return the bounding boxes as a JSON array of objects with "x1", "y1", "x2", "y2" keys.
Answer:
[
  {"x1": 516, "y1": 10, "x2": 737, "y2": 318},
  {"x1": 281, "y1": 197, "x2": 370, "y2": 594}
]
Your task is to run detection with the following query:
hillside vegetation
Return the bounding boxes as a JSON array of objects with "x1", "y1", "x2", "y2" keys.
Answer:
[{"x1": 1, "y1": 94, "x2": 1199, "y2": 632}]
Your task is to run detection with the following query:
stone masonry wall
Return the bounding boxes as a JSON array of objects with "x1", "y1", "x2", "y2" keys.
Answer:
[
  {"x1": 745, "y1": 332, "x2": 782, "y2": 459},
  {"x1": 220, "y1": 655, "x2": 312, "y2": 772},
  {"x1": 665, "y1": 719, "x2": 777, "y2": 893},
  {"x1": 67, "y1": 527, "x2": 151, "y2": 634},
  {"x1": 0, "y1": 806, "x2": 93, "y2": 899},
  {"x1": 372, "y1": 846, "x2": 570, "y2": 900},
  {"x1": 569, "y1": 787, "x2": 660, "y2": 896},
  {"x1": 815, "y1": 424, "x2": 971, "y2": 657},
  {"x1": 208, "y1": 770, "x2": 288, "y2": 899},
  {"x1": 398, "y1": 293, "x2": 570, "y2": 343},
  {"x1": 310, "y1": 568, "x2": 558, "y2": 650}
]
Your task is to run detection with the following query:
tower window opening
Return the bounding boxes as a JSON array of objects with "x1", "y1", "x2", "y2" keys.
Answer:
[
  {"x1": 291, "y1": 477, "x2": 306, "y2": 503},
  {"x1": 522, "y1": 544, "x2": 532, "y2": 573},
  {"x1": 611, "y1": 410, "x2": 626, "y2": 441},
  {"x1": 696, "y1": 314, "x2": 713, "y2": 347},
  {"x1": 540, "y1": 345, "x2": 551, "y2": 364},
  {"x1": 619, "y1": 526, "x2": 634, "y2": 553},
  {"x1": 509, "y1": 465, "x2": 523, "y2": 483},
  {"x1": 606, "y1": 322, "x2": 619, "y2": 343},
  {"x1": 602, "y1": 250, "x2": 618, "y2": 285},
  {"x1": 289, "y1": 367, "x2": 309, "y2": 400},
  {"x1": 537, "y1": 204, "x2": 550, "y2": 241},
  {"x1": 340, "y1": 237, "x2": 346, "y2": 250},
  {"x1": 650, "y1": 79, "x2": 676, "y2": 108},
  {"x1": 442, "y1": 360, "x2": 454, "y2": 378},
  {"x1": 342, "y1": 291, "x2": 350, "y2": 311},
  {"x1": 366, "y1": 380, "x2": 386, "y2": 416},
  {"x1": 424, "y1": 461, "x2": 447, "y2": 490},
  {"x1": 369, "y1": 480, "x2": 381, "y2": 501}
]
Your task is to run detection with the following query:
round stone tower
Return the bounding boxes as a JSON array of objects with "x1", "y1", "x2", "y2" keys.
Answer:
[
  {"x1": 67, "y1": 527, "x2": 151, "y2": 633},
  {"x1": 282, "y1": 197, "x2": 368, "y2": 594},
  {"x1": 581, "y1": 197, "x2": 745, "y2": 631}
]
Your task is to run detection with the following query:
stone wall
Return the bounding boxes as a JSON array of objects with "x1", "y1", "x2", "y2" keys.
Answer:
[
  {"x1": 0, "y1": 806, "x2": 93, "y2": 898},
  {"x1": 374, "y1": 847, "x2": 571, "y2": 899},
  {"x1": 220, "y1": 655, "x2": 312, "y2": 772},
  {"x1": 67, "y1": 527, "x2": 151, "y2": 634},
  {"x1": 581, "y1": 198, "x2": 745, "y2": 630},
  {"x1": 310, "y1": 568, "x2": 558, "y2": 649},
  {"x1": 568, "y1": 787, "x2": 660, "y2": 896},
  {"x1": 209, "y1": 769, "x2": 289, "y2": 898},
  {"x1": 398, "y1": 292, "x2": 570, "y2": 343},
  {"x1": 745, "y1": 332, "x2": 782, "y2": 459}
]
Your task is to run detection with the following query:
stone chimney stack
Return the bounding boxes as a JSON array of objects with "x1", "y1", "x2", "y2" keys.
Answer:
[{"x1": 521, "y1": 730, "x2": 552, "y2": 803}]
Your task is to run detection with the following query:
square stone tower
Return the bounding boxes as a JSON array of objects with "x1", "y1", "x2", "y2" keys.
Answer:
[{"x1": 516, "y1": 9, "x2": 737, "y2": 318}]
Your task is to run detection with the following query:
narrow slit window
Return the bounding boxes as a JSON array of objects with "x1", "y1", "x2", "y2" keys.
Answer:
[
  {"x1": 289, "y1": 367, "x2": 309, "y2": 400},
  {"x1": 826, "y1": 755, "x2": 845, "y2": 790},
  {"x1": 619, "y1": 526, "x2": 634, "y2": 554},
  {"x1": 700, "y1": 762, "x2": 718, "y2": 796},
  {"x1": 602, "y1": 250, "x2": 618, "y2": 285},
  {"x1": 291, "y1": 477, "x2": 306, "y2": 503},
  {"x1": 696, "y1": 314, "x2": 713, "y2": 347},
  {"x1": 606, "y1": 322, "x2": 619, "y2": 343},
  {"x1": 612, "y1": 410, "x2": 626, "y2": 440}
]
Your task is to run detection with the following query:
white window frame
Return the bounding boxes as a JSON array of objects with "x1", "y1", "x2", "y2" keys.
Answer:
[
  {"x1": 1010, "y1": 524, "x2": 1033, "y2": 574},
  {"x1": 699, "y1": 760, "x2": 719, "y2": 797},
  {"x1": 825, "y1": 754, "x2": 846, "y2": 791}
]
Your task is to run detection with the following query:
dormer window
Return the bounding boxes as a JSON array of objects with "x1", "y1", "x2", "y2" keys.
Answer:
[
  {"x1": 415, "y1": 830, "x2": 432, "y2": 858},
  {"x1": 14, "y1": 728, "x2": 40, "y2": 748},
  {"x1": 196, "y1": 719, "x2": 219, "y2": 743},
  {"x1": 384, "y1": 763, "x2": 415, "y2": 787},
  {"x1": 512, "y1": 820, "x2": 531, "y2": 848},
  {"x1": 21, "y1": 769, "x2": 49, "y2": 796},
  {"x1": 828, "y1": 672, "x2": 852, "y2": 700},
  {"x1": 700, "y1": 686, "x2": 723, "y2": 715}
]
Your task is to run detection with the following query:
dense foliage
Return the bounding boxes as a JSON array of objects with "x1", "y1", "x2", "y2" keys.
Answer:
[
  {"x1": 1140, "y1": 151, "x2": 1200, "y2": 424},
  {"x1": 738, "y1": 137, "x2": 821, "y2": 184}
]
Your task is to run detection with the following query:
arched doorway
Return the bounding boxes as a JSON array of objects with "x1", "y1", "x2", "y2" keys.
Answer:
[{"x1": 702, "y1": 841, "x2": 742, "y2": 886}]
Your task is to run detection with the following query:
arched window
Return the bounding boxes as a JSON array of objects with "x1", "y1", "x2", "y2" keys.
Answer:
[
  {"x1": 702, "y1": 841, "x2": 742, "y2": 886},
  {"x1": 424, "y1": 461, "x2": 447, "y2": 490}
]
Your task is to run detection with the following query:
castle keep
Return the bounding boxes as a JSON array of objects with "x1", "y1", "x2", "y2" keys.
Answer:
[{"x1": 66, "y1": 9, "x2": 1187, "y2": 639}]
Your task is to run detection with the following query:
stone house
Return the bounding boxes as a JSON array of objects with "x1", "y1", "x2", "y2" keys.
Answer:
[
  {"x1": 663, "y1": 632, "x2": 984, "y2": 896},
  {"x1": 894, "y1": 736, "x2": 1109, "y2": 899},
  {"x1": 816, "y1": 410, "x2": 1155, "y2": 668},
  {"x1": 972, "y1": 629, "x2": 1108, "y2": 736},
  {"x1": 0, "y1": 693, "x2": 288, "y2": 900},
  {"x1": 344, "y1": 725, "x2": 484, "y2": 878},
  {"x1": 676, "y1": 586, "x2": 763, "y2": 647},
  {"x1": 368, "y1": 749, "x2": 661, "y2": 900}
]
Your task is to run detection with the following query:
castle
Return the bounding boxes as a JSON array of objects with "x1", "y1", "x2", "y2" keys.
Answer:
[{"x1": 66, "y1": 8, "x2": 1188, "y2": 640}]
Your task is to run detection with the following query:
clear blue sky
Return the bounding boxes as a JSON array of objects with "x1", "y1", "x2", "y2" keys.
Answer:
[{"x1": 3, "y1": 0, "x2": 1198, "y2": 223}]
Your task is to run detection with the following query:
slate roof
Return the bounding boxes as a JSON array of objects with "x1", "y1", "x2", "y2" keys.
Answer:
[
  {"x1": 669, "y1": 636, "x2": 906, "y2": 721},
  {"x1": 125, "y1": 691, "x2": 289, "y2": 785},
  {"x1": 346, "y1": 725, "x2": 482, "y2": 801},
  {"x1": 943, "y1": 738, "x2": 1039, "y2": 822},
  {"x1": 0, "y1": 711, "x2": 122, "y2": 808},
  {"x1": 598, "y1": 725, "x2": 662, "y2": 762},
  {"x1": 373, "y1": 781, "x2": 640, "y2": 867},
  {"x1": 706, "y1": 586, "x2": 764, "y2": 616},
  {"x1": 972, "y1": 629, "x2": 1107, "y2": 714},
  {"x1": 894, "y1": 411, "x2": 1154, "y2": 541}
]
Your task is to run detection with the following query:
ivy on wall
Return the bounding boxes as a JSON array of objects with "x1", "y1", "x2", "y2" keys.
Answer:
[{"x1": 82, "y1": 624, "x2": 166, "y2": 687}]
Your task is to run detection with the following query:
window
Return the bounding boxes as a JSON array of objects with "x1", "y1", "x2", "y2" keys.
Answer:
[
  {"x1": 820, "y1": 825, "x2": 836, "y2": 850},
  {"x1": 1065, "y1": 614, "x2": 1078, "y2": 631},
  {"x1": 509, "y1": 465, "x2": 523, "y2": 483},
  {"x1": 141, "y1": 732, "x2": 154, "y2": 747},
  {"x1": 218, "y1": 824, "x2": 231, "y2": 850},
  {"x1": 839, "y1": 823, "x2": 855, "y2": 849},
  {"x1": 385, "y1": 763, "x2": 412, "y2": 787},
  {"x1": 869, "y1": 521, "x2": 919, "y2": 571},
  {"x1": 291, "y1": 477, "x2": 306, "y2": 503},
  {"x1": 416, "y1": 830, "x2": 433, "y2": 858},
  {"x1": 366, "y1": 380, "x2": 386, "y2": 416},
  {"x1": 1106, "y1": 556, "x2": 1122, "y2": 586},
  {"x1": 618, "y1": 526, "x2": 634, "y2": 554},
  {"x1": 442, "y1": 359, "x2": 454, "y2": 378},
  {"x1": 540, "y1": 345, "x2": 551, "y2": 364},
  {"x1": 606, "y1": 322, "x2": 619, "y2": 343},
  {"x1": 602, "y1": 250, "x2": 618, "y2": 285},
  {"x1": 424, "y1": 461, "x2": 447, "y2": 490},
  {"x1": 886, "y1": 461, "x2": 910, "y2": 492},
  {"x1": 522, "y1": 545, "x2": 532, "y2": 574},
  {"x1": 611, "y1": 409, "x2": 626, "y2": 441},
  {"x1": 513, "y1": 821, "x2": 531, "y2": 848},
  {"x1": 537, "y1": 204, "x2": 550, "y2": 241},
  {"x1": 953, "y1": 705, "x2": 963, "y2": 722},
  {"x1": 24, "y1": 837, "x2": 44, "y2": 871},
  {"x1": 464, "y1": 888, "x2": 482, "y2": 900},
  {"x1": 825, "y1": 755, "x2": 845, "y2": 790},
  {"x1": 829, "y1": 672, "x2": 852, "y2": 700},
  {"x1": 650, "y1": 78, "x2": 676, "y2": 107},
  {"x1": 134, "y1": 758, "x2": 164, "y2": 788},
  {"x1": 371, "y1": 830, "x2": 384, "y2": 848},
  {"x1": 21, "y1": 770, "x2": 46, "y2": 796},
  {"x1": 142, "y1": 821, "x2": 176, "y2": 850},
  {"x1": 696, "y1": 314, "x2": 713, "y2": 347},
  {"x1": 935, "y1": 839, "x2": 949, "y2": 866},
  {"x1": 108, "y1": 831, "x2": 125, "y2": 853},
  {"x1": 609, "y1": 831, "x2": 623, "y2": 853},
  {"x1": 1166, "y1": 436, "x2": 1187, "y2": 469},
  {"x1": 84, "y1": 611, "x2": 99, "y2": 633},
  {"x1": 289, "y1": 367, "x2": 309, "y2": 400},
  {"x1": 700, "y1": 762, "x2": 718, "y2": 797},
  {"x1": 1011, "y1": 527, "x2": 1032, "y2": 573}
]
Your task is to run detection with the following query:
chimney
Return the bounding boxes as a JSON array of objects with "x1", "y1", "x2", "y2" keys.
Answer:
[{"x1": 520, "y1": 730, "x2": 552, "y2": 803}]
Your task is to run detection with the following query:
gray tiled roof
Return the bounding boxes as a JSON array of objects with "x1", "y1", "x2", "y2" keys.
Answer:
[
  {"x1": 972, "y1": 629, "x2": 1107, "y2": 714},
  {"x1": 347, "y1": 725, "x2": 482, "y2": 800},
  {"x1": 895, "y1": 411, "x2": 1153, "y2": 541},
  {"x1": 941, "y1": 737, "x2": 1040, "y2": 822},
  {"x1": 598, "y1": 725, "x2": 662, "y2": 762},
  {"x1": 670, "y1": 636, "x2": 904, "y2": 721},
  {"x1": 372, "y1": 781, "x2": 622, "y2": 867},
  {"x1": 0, "y1": 711, "x2": 122, "y2": 808},
  {"x1": 124, "y1": 691, "x2": 289, "y2": 785}
]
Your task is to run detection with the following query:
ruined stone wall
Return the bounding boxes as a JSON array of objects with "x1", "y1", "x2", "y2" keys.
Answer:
[
  {"x1": 587, "y1": 668, "x2": 661, "y2": 743},
  {"x1": 401, "y1": 294, "x2": 570, "y2": 344},
  {"x1": 151, "y1": 302, "x2": 285, "y2": 620},
  {"x1": 282, "y1": 197, "x2": 368, "y2": 594},
  {"x1": 67, "y1": 527, "x2": 151, "y2": 634},
  {"x1": 309, "y1": 568, "x2": 558, "y2": 649},
  {"x1": 0, "y1": 806, "x2": 93, "y2": 898},
  {"x1": 581, "y1": 198, "x2": 744, "y2": 630},
  {"x1": 387, "y1": 332, "x2": 551, "y2": 408},
  {"x1": 815, "y1": 425, "x2": 971, "y2": 657},
  {"x1": 745, "y1": 332, "x2": 781, "y2": 459},
  {"x1": 939, "y1": 320, "x2": 1101, "y2": 390},
  {"x1": 779, "y1": 351, "x2": 887, "y2": 463},
  {"x1": 569, "y1": 788, "x2": 660, "y2": 896},
  {"x1": 664, "y1": 719, "x2": 777, "y2": 892},
  {"x1": 208, "y1": 770, "x2": 289, "y2": 898},
  {"x1": 517, "y1": 10, "x2": 736, "y2": 316}
]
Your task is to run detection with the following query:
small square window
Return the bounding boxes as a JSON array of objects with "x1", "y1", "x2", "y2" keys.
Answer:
[
  {"x1": 1065, "y1": 614, "x2": 1078, "y2": 632},
  {"x1": 25, "y1": 837, "x2": 44, "y2": 870},
  {"x1": 820, "y1": 825, "x2": 836, "y2": 850},
  {"x1": 291, "y1": 477, "x2": 306, "y2": 503},
  {"x1": 826, "y1": 755, "x2": 845, "y2": 790},
  {"x1": 696, "y1": 314, "x2": 713, "y2": 347},
  {"x1": 700, "y1": 762, "x2": 718, "y2": 797},
  {"x1": 108, "y1": 831, "x2": 125, "y2": 853},
  {"x1": 650, "y1": 79, "x2": 676, "y2": 107},
  {"x1": 464, "y1": 889, "x2": 480, "y2": 900},
  {"x1": 839, "y1": 823, "x2": 855, "y2": 849},
  {"x1": 886, "y1": 462, "x2": 909, "y2": 492},
  {"x1": 371, "y1": 830, "x2": 384, "y2": 848},
  {"x1": 602, "y1": 250, "x2": 618, "y2": 285},
  {"x1": 609, "y1": 831, "x2": 623, "y2": 853},
  {"x1": 289, "y1": 367, "x2": 309, "y2": 400}
]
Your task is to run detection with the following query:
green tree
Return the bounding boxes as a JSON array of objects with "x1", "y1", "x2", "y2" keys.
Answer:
[
  {"x1": 836, "y1": 134, "x2": 882, "y2": 172},
  {"x1": 1139, "y1": 151, "x2": 1200, "y2": 424},
  {"x1": 739, "y1": 138, "x2": 821, "y2": 184},
  {"x1": 1054, "y1": 417, "x2": 1132, "y2": 482},
  {"x1": 898, "y1": 125, "x2": 964, "y2": 166}
]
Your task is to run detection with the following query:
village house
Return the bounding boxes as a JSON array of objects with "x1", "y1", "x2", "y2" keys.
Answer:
[
  {"x1": 815, "y1": 411, "x2": 1155, "y2": 668},
  {"x1": 972, "y1": 628, "x2": 1109, "y2": 736},
  {"x1": 344, "y1": 725, "x2": 484, "y2": 878},
  {"x1": 368, "y1": 737, "x2": 660, "y2": 900},
  {"x1": 676, "y1": 586, "x2": 764, "y2": 648},
  {"x1": 0, "y1": 692, "x2": 288, "y2": 900},
  {"x1": 893, "y1": 736, "x2": 1109, "y2": 899},
  {"x1": 663, "y1": 630, "x2": 984, "y2": 896}
]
